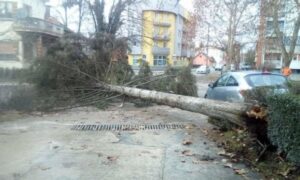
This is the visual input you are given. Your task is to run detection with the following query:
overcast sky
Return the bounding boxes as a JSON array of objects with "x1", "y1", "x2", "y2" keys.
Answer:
[
  {"x1": 48, "y1": 0, "x2": 194, "y2": 34},
  {"x1": 180, "y1": 0, "x2": 194, "y2": 11},
  {"x1": 49, "y1": 0, "x2": 194, "y2": 15}
]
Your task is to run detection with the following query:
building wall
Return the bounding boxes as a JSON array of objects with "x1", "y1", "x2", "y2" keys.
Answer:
[
  {"x1": 128, "y1": 0, "x2": 194, "y2": 70},
  {"x1": 142, "y1": 10, "x2": 177, "y2": 66},
  {"x1": 0, "y1": 20, "x2": 22, "y2": 68},
  {"x1": 260, "y1": 0, "x2": 300, "y2": 70},
  {"x1": 0, "y1": 0, "x2": 51, "y2": 69},
  {"x1": 22, "y1": 0, "x2": 46, "y2": 19}
]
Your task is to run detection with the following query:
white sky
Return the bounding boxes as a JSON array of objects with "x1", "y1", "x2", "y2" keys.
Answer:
[
  {"x1": 49, "y1": 0, "x2": 194, "y2": 14},
  {"x1": 180, "y1": 0, "x2": 194, "y2": 12},
  {"x1": 48, "y1": 0, "x2": 195, "y2": 34}
]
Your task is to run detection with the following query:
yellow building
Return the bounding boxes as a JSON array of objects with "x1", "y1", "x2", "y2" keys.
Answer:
[{"x1": 128, "y1": 2, "x2": 195, "y2": 73}]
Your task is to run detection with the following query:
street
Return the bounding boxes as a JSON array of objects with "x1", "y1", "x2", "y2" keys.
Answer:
[{"x1": 0, "y1": 102, "x2": 261, "y2": 180}]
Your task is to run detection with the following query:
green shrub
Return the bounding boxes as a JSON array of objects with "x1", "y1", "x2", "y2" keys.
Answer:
[
  {"x1": 267, "y1": 94, "x2": 300, "y2": 165},
  {"x1": 241, "y1": 86, "x2": 277, "y2": 106},
  {"x1": 289, "y1": 81, "x2": 300, "y2": 95},
  {"x1": 135, "y1": 61, "x2": 153, "y2": 89},
  {"x1": 106, "y1": 61, "x2": 134, "y2": 85},
  {"x1": 174, "y1": 66, "x2": 198, "y2": 97},
  {"x1": 152, "y1": 65, "x2": 177, "y2": 93},
  {"x1": 0, "y1": 85, "x2": 36, "y2": 111},
  {"x1": 0, "y1": 68, "x2": 28, "y2": 82},
  {"x1": 152, "y1": 66, "x2": 197, "y2": 97}
]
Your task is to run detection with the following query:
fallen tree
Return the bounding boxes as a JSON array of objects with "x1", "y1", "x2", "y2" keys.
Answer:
[{"x1": 100, "y1": 83, "x2": 253, "y2": 127}]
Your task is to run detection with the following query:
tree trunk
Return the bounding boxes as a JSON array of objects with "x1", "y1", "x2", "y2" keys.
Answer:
[
  {"x1": 64, "y1": 6, "x2": 68, "y2": 28},
  {"x1": 99, "y1": 83, "x2": 249, "y2": 127}
]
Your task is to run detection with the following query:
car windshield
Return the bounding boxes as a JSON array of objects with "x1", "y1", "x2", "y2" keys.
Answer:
[{"x1": 245, "y1": 74, "x2": 288, "y2": 87}]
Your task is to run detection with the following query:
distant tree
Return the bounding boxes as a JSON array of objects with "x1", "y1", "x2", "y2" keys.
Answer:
[
  {"x1": 62, "y1": 0, "x2": 77, "y2": 27},
  {"x1": 193, "y1": 0, "x2": 259, "y2": 69},
  {"x1": 245, "y1": 49, "x2": 256, "y2": 66},
  {"x1": 135, "y1": 61, "x2": 153, "y2": 89},
  {"x1": 268, "y1": 0, "x2": 300, "y2": 67},
  {"x1": 87, "y1": 0, "x2": 141, "y2": 34}
]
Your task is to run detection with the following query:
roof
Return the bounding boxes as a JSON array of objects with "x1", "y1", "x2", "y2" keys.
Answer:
[
  {"x1": 224, "y1": 71, "x2": 285, "y2": 79},
  {"x1": 192, "y1": 53, "x2": 213, "y2": 66}
]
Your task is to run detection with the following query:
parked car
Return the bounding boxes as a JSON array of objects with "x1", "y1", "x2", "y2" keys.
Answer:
[
  {"x1": 215, "y1": 64, "x2": 224, "y2": 71},
  {"x1": 230, "y1": 64, "x2": 235, "y2": 71},
  {"x1": 204, "y1": 71, "x2": 289, "y2": 102},
  {"x1": 196, "y1": 65, "x2": 210, "y2": 74},
  {"x1": 240, "y1": 64, "x2": 252, "y2": 70}
]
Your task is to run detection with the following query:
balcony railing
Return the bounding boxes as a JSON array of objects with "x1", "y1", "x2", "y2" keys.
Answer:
[
  {"x1": 153, "y1": 34, "x2": 170, "y2": 41},
  {"x1": 153, "y1": 21, "x2": 171, "y2": 27},
  {"x1": 152, "y1": 47, "x2": 170, "y2": 55},
  {"x1": 13, "y1": 17, "x2": 64, "y2": 37}
]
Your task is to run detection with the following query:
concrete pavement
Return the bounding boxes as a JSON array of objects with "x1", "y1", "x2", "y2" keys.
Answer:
[{"x1": 0, "y1": 104, "x2": 262, "y2": 180}]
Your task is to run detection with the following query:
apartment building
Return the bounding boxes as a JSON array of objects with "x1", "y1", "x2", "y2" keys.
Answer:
[
  {"x1": 128, "y1": 0, "x2": 195, "y2": 73},
  {"x1": 257, "y1": 0, "x2": 300, "y2": 72},
  {"x1": 0, "y1": 0, "x2": 64, "y2": 69}
]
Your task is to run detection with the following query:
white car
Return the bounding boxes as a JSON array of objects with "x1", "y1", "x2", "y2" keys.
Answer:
[
  {"x1": 215, "y1": 64, "x2": 223, "y2": 71},
  {"x1": 196, "y1": 66, "x2": 210, "y2": 74}
]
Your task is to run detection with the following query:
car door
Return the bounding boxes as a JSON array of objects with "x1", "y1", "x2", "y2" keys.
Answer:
[
  {"x1": 224, "y1": 76, "x2": 242, "y2": 102},
  {"x1": 207, "y1": 74, "x2": 229, "y2": 100}
]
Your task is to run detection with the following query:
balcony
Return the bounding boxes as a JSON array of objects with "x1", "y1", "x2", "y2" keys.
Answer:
[
  {"x1": 181, "y1": 49, "x2": 195, "y2": 58},
  {"x1": 153, "y1": 21, "x2": 171, "y2": 27},
  {"x1": 152, "y1": 47, "x2": 170, "y2": 55},
  {"x1": 181, "y1": 49, "x2": 189, "y2": 57},
  {"x1": 13, "y1": 17, "x2": 64, "y2": 37},
  {"x1": 153, "y1": 34, "x2": 170, "y2": 41}
]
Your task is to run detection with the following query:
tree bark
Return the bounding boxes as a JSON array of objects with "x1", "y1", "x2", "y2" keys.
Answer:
[{"x1": 99, "y1": 83, "x2": 249, "y2": 127}]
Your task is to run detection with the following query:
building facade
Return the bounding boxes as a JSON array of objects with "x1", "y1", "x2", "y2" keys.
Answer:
[
  {"x1": 128, "y1": 0, "x2": 195, "y2": 73},
  {"x1": 0, "y1": 0, "x2": 64, "y2": 69},
  {"x1": 256, "y1": 0, "x2": 300, "y2": 72}
]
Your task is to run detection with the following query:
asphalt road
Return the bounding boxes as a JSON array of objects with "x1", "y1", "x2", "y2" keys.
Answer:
[{"x1": 193, "y1": 71, "x2": 221, "y2": 98}]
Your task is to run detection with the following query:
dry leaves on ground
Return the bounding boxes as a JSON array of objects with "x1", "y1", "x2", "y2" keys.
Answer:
[
  {"x1": 107, "y1": 156, "x2": 119, "y2": 162},
  {"x1": 234, "y1": 168, "x2": 247, "y2": 175},
  {"x1": 182, "y1": 150, "x2": 194, "y2": 156},
  {"x1": 182, "y1": 140, "x2": 193, "y2": 145},
  {"x1": 218, "y1": 150, "x2": 235, "y2": 158}
]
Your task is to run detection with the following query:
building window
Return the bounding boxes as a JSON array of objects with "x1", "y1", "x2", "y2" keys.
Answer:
[
  {"x1": 265, "y1": 53, "x2": 281, "y2": 61},
  {"x1": 133, "y1": 55, "x2": 140, "y2": 65},
  {"x1": 154, "y1": 55, "x2": 167, "y2": 66},
  {"x1": 154, "y1": 27, "x2": 159, "y2": 35},
  {"x1": 163, "y1": 42, "x2": 167, "y2": 47},
  {"x1": 154, "y1": 12, "x2": 159, "y2": 21},
  {"x1": 0, "y1": 41, "x2": 18, "y2": 61},
  {"x1": 266, "y1": 20, "x2": 284, "y2": 33},
  {"x1": 163, "y1": 28, "x2": 168, "y2": 36},
  {"x1": 0, "y1": 54, "x2": 17, "y2": 61},
  {"x1": 0, "y1": 1, "x2": 16, "y2": 18},
  {"x1": 23, "y1": 4, "x2": 32, "y2": 17},
  {"x1": 164, "y1": 13, "x2": 168, "y2": 22}
]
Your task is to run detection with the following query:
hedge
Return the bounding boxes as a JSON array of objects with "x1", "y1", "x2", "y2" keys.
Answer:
[{"x1": 267, "y1": 94, "x2": 300, "y2": 165}]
